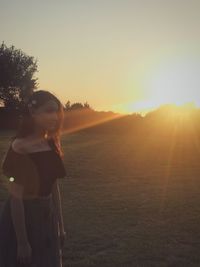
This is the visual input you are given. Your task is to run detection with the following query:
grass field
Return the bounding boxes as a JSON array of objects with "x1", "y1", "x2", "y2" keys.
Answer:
[{"x1": 1, "y1": 129, "x2": 200, "y2": 267}]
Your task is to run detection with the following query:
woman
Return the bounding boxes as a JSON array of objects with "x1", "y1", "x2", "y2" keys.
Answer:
[{"x1": 0, "y1": 90, "x2": 67, "y2": 267}]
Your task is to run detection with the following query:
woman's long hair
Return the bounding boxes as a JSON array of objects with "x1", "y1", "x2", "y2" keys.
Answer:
[{"x1": 11, "y1": 90, "x2": 65, "y2": 158}]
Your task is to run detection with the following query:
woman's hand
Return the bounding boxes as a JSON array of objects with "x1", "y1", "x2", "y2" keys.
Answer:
[{"x1": 17, "y1": 240, "x2": 32, "y2": 265}]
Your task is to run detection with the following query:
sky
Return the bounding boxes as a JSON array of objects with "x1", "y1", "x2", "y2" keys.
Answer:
[{"x1": 1, "y1": 0, "x2": 200, "y2": 115}]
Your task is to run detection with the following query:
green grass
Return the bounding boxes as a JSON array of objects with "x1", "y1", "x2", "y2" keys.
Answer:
[{"x1": 1, "y1": 129, "x2": 200, "y2": 266}]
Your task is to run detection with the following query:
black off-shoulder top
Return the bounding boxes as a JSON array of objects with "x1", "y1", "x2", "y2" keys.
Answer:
[{"x1": 1, "y1": 139, "x2": 67, "y2": 197}]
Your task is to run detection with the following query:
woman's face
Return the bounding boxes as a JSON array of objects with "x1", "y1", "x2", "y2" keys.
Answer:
[{"x1": 31, "y1": 100, "x2": 60, "y2": 131}]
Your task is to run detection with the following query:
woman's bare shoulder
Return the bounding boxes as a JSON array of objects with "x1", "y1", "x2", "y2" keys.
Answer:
[{"x1": 11, "y1": 138, "x2": 28, "y2": 154}]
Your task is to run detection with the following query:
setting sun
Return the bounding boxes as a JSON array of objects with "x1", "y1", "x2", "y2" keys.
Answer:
[{"x1": 117, "y1": 51, "x2": 200, "y2": 115}]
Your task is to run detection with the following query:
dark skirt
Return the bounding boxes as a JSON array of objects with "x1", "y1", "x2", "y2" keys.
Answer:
[{"x1": 0, "y1": 194, "x2": 62, "y2": 267}]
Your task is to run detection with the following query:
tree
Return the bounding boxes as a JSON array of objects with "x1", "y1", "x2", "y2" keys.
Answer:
[
  {"x1": 64, "y1": 100, "x2": 71, "y2": 111},
  {"x1": 0, "y1": 42, "x2": 38, "y2": 110},
  {"x1": 70, "y1": 102, "x2": 84, "y2": 110},
  {"x1": 64, "y1": 100, "x2": 93, "y2": 111},
  {"x1": 83, "y1": 101, "x2": 92, "y2": 109}
]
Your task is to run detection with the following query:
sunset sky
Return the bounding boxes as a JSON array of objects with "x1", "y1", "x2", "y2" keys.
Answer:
[{"x1": 1, "y1": 0, "x2": 200, "y2": 114}]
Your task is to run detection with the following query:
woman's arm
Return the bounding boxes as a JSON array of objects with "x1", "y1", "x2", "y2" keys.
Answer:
[
  {"x1": 9, "y1": 181, "x2": 32, "y2": 265},
  {"x1": 1, "y1": 141, "x2": 32, "y2": 263},
  {"x1": 52, "y1": 180, "x2": 65, "y2": 233},
  {"x1": 8, "y1": 181, "x2": 29, "y2": 245}
]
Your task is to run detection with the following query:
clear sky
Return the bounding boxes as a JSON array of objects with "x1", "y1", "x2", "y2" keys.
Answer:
[{"x1": 1, "y1": 0, "x2": 200, "y2": 114}]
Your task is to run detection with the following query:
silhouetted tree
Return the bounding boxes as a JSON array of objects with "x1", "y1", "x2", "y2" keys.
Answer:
[
  {"x1": 70, "y1": 102, "x2": 84, "y2": 110},
  {"x1": 64, "y1": 100, "x2": 93, "y2": 111},
  {"x1": 64, "y1": 100, "x2": 71, "y2": 111},
  {"x1": 0, "y1": 42, "x2": 38, "y2": 111},
  {"x1": 83, "y1": 101, "x2": 92, "y2": 109}
]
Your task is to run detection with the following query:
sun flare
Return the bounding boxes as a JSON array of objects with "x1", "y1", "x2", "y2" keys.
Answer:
[{"x1": 121, "y1": 52, "x2": 200, "y2": 115}]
